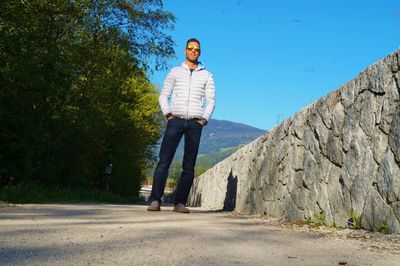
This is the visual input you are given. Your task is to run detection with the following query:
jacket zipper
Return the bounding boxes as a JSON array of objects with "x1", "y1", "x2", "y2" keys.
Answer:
[{"x1": 187, "y1": 70, "x2": 193, "y2": 117}]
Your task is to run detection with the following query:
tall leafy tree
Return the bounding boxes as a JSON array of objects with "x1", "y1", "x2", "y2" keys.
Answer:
[{"x1": 0, "y1": 0, "x2": 175, "y2": 197}]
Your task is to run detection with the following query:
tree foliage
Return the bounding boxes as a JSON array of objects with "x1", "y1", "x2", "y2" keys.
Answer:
[{"x1": 0, "y1": 0, "x2": 175, "y2": 197}]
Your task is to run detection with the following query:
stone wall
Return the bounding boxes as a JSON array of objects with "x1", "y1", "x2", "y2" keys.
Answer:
[{"x1": 188, "y1": 50, "x2": 400, "y2": 233}]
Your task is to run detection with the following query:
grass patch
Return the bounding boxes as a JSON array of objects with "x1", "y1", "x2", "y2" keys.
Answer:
[
  {"x1": 308, "y1": 210, "x2": 325, "y2": 228},
  {"x1": 0, "y1": 200, "x2": 11, "y2": 208},
  {"x1": 291, "y1": 211, "x2": 327, "y2": 229},
  {"x1": 378, "y1": 220, "x2": 390, "y2": 234},
  {"x1": 348, "y1": 209, "x2": 363, "y2": 230},
  {"x1": 0, "y1": 182, "x2": 139, "y2": 204},
  {"x1": 317, "y1": 211, "x2": 325, "y2": 225}
]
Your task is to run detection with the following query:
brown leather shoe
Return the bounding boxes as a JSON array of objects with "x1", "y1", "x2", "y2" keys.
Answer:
[
  {"x1": 147, "y1": 201, "x2": 160, "y2": 211},
  {"x1": 173, "y1": 203, "x2": 190, "y2": 213}
]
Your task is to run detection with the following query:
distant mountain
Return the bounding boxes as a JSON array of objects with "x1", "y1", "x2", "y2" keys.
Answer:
[
  {"x1": 172, "y1": 119, "x2": 266, "y2": 160},
  {"x1": 196, "y1": 146, "x2": 240, "y2": 168}
]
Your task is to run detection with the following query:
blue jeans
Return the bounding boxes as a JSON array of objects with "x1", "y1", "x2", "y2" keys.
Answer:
[{"x1": 150, "y1": 117, "x2": 203, "y2": 205}]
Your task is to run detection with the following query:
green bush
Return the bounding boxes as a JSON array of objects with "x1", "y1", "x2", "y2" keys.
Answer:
[{"x1": 0, "y1": 182, "x2": 136, "y2": 204}]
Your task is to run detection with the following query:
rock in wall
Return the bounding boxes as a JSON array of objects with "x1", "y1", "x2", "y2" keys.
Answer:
[{"x1": 188, "y1": 50, "x2": 400, "y2": 233}]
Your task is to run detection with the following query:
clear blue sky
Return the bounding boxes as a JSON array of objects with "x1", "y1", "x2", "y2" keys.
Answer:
[{"x1": 150, "y1": 0, "x2": 400, "y2": 131}]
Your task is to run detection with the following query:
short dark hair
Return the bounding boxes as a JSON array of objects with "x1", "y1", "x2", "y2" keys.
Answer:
[{"x1": 186, "y1": 38, "x2": 200, "y2": 48}]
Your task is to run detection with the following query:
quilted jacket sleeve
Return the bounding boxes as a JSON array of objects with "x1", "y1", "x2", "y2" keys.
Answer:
[
  {"x1": 159, "y1": 69, "x2": 175, "y2": 116},
  {"x1": 202, "y1": 74, "x2": 216, "y2": 121}
]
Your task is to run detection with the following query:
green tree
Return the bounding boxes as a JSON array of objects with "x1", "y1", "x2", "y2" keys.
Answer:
[{"x1": 0, "y1": 0, "x2": 175, "y2": 198}]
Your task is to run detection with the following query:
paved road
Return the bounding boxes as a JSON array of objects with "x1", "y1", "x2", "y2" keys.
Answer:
[{"x1": 0, "y1": 204, "x2": 399, "y2": 265}]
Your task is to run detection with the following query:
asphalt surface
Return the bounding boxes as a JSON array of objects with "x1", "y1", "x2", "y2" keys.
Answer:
[{"x1": 0, "y1": 204, "x2": 399, "y2": 265}]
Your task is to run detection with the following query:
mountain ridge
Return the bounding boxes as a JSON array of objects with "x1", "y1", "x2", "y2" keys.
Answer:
[{"x1": 173, "y1": 118, "x2": 265, "y2": 160}]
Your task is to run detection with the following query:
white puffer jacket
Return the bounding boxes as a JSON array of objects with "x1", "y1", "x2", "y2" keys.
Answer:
[{"x1": 159, "y1": 62, "x2": 215, "y2": 121}]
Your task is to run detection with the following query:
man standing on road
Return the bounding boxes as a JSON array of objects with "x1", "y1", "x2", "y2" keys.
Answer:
[{"x1": 148, "y1": 38, "x2": 216, "y2": 213}]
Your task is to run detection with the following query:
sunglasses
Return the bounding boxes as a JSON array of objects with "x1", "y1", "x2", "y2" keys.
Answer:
[{"x1": 187, "y1": 45, "x2": 200, "y2": 52}]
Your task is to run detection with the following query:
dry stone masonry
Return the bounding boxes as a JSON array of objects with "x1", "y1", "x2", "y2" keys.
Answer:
[{"x1": 188, "y1": 50, "x2": 400, "y2": 233}]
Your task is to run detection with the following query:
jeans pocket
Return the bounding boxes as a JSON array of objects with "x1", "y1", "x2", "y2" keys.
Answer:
[{"x1": 194, "y1": 120, "x2": 204, "y2": 128}]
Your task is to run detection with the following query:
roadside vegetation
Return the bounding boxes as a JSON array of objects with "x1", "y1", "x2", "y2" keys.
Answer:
[
  {"x1": 0, "y1": 181, "x2": 137, "y2": 204},
  {"x1": 0, "y1": 0, "x2": 175, "y2": 203}
]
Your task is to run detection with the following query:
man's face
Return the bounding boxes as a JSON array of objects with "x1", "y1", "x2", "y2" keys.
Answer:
[{"x1": 185, "y1": 41, "x2": 201, "y2": 62}]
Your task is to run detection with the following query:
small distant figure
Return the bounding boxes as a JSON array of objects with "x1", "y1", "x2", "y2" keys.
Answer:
[{"x1": 105, "y1": 163, "x2": 113, "y2": 192}]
